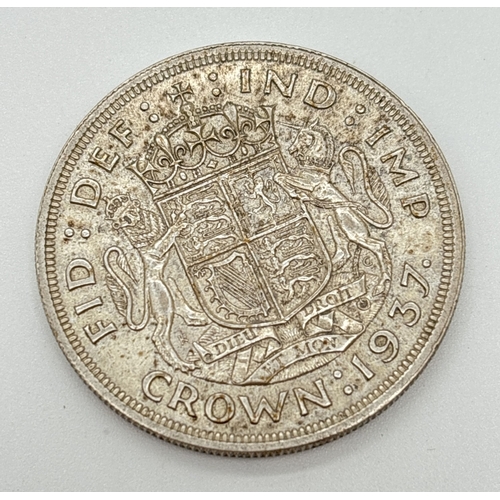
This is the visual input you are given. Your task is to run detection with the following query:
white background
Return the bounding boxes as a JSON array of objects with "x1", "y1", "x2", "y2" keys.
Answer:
[{"x1": 1, "y1": 8, "x2": 499, "y2": 491}]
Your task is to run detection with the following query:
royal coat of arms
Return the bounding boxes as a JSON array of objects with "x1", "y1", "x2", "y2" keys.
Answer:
[{"x1": 103, "y1": 83, "x2": 393, "y2": 385}]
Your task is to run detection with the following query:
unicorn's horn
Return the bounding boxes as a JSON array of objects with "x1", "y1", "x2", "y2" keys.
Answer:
[{"x1": 277, "y1": 121, "x2": 302, "y2": 130}]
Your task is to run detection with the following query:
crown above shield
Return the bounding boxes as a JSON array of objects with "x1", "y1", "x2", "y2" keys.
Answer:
[{"x1": 126, "y1": 99, "x2": 278, "y2": 201}]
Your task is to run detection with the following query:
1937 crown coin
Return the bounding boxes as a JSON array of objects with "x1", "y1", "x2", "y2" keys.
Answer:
[{"x1": 36, "y1": 42, "x2": 464, "y2": 456}]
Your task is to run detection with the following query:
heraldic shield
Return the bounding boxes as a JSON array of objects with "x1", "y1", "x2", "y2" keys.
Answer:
[
  {"x1": 116, "y1": 91, "x2": 391, "y2": 383},
  {"x1": 158, "y1": 150, "x2": 331, "y2": 329},
  {"x1": 128, "y1": 98, "x2": 332, "y2": 329}
]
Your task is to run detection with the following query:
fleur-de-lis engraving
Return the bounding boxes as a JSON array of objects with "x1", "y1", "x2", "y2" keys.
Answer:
[{"x1": 129, "y1": 100, "x2": 279, "y2": 198}]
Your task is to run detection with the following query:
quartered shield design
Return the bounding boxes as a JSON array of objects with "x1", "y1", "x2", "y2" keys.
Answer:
[{"x1": 158, "y1": 148, "x2": 331, "y2": 328}]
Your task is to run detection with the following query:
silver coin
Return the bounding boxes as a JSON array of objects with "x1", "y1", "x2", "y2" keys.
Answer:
[{"x1": 36, "y1": 42, "x2": 464, "y2": 456}]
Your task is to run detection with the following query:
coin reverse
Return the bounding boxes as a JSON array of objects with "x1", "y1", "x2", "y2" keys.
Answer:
[{"x1": 36, "y1": 42, "x2": 464, "y2": 456}]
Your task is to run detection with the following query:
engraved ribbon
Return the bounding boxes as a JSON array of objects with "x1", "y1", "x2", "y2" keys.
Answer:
[
  {"x1": 242, "y1": 334, "x2": 358, "y2": 385},
  {"x1": 194, "y1": 275, "x2": 366, "y2": 365},
  {"x1": 193, "y1": 326, "x2": 279, "y2": 364},
  {"x1": 296, "y1": 274, "x2": 366, "y2": 329}
]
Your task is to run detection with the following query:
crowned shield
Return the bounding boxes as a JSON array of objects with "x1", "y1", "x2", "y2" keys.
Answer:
[{"x1": 129, "y1": 100, "x2": 331, "y2": 328}]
